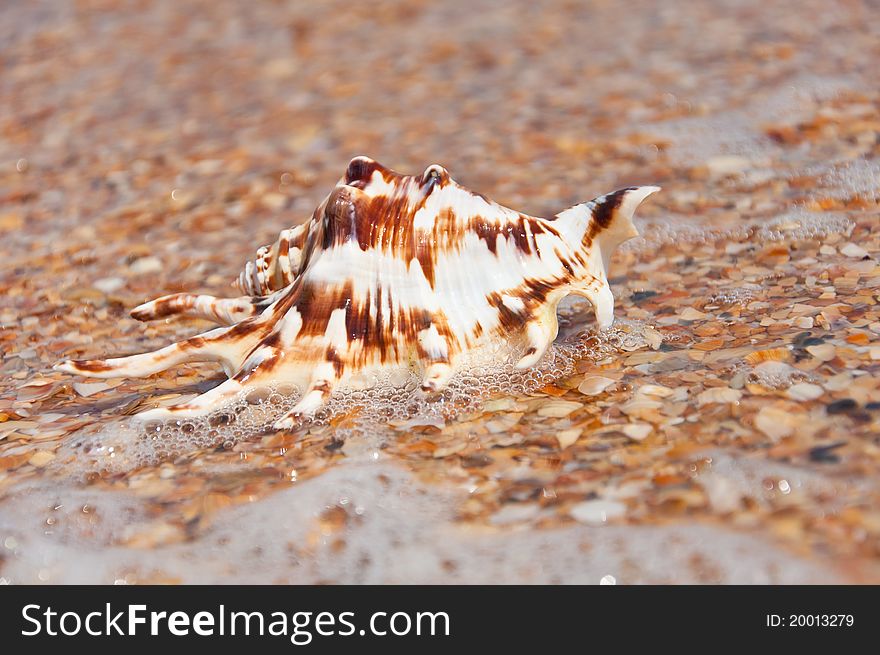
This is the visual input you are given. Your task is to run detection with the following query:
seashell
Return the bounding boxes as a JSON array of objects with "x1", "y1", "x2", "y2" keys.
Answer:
[{"x1": 56, "y1": 156, "x2": 659, "y2": 429}]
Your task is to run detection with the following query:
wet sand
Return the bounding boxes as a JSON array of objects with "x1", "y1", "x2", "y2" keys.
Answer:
[{"x1": 1, "y1": 0, "x2": 879, "y2": 583}]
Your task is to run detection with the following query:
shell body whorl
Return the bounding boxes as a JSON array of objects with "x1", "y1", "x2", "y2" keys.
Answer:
[{"x1": 57, "y1": 156, "x2": 659, "y2": 428}]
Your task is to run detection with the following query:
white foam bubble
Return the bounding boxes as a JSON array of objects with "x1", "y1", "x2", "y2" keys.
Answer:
[
  {"x1": 54, "y1": 320, "x2": 649, "y2": 476},
  {"x1": 623, "y1": 208, "x2": 852, "y2": 255},
  {"x1": 816, "y1": 158, "x2": 880, "y2": 203},
  {"x1": 746, "y1": 361, "x2": 812, "y2": 389},
  {"x1": 754, "y1": 209, "x2": 853, "y2": 241},
  {"x1": 707, "y1": 285, "x2": 760, "y2": 307}
]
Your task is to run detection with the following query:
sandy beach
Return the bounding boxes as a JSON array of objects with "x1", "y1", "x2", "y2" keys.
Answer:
[{"x1": 1, "y1": 0, "x2": 879, "y2": 584}]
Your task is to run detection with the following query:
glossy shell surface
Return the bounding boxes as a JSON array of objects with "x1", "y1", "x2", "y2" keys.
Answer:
[{"x1": 57, "y1": 157, "x2": 659, "y2": 429}]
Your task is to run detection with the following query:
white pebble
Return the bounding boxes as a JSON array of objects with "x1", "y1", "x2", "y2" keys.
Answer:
[
  {"x1": 537, "y1": 399, "x2": 582, "y2": 418},
  {"x1": 621, "y1": 423, "x2": 652, "y2": 441},
  {"x1": 129, "y1": 256, "x2": 163, "y2": 274},
  {"x1": 680, "y1": 307, "x2": 708, "y2": 321},
  {"x1": 577, "y1": 376, "x2": 615, "y2": 396},
  {"x1": 705, "y1": 155, "x2": 750, "y2": 177},
  {"x1": 786, "y1": 383, "x2": 824, "y2": 401},
  {"x1": 806, "y1": 343, "x2": 836, "y2": 361},
  {"x1": 490, "y1": 504, "x2": 540, "y2": 526},
  {"x1": 697, "y1": 387, "x2": 742, "y2": 405},
  {"x1": 73, "y1": 382, "x2": 112, "y2": 397},
  {"x1": 840, "y1": 243, "x2": 868, "y2": 258},
  {"x1": 556, "y1": 428, "x2": 581, "y2": 449},
  {"x1": 570, "y1": 499, "x2": 626, "y2": 525},
  {"x1": 93, "y1": 277, "x2": 125, "y2": 294}
]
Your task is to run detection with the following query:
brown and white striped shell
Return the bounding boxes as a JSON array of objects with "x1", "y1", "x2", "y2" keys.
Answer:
[{"x1": 56, "y1": 156, "x2": 659, "y2": 429}]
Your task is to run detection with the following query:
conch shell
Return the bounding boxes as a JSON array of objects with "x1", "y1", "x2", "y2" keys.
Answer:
[{"x1": 57, "y1": 157, "x2": 659, "y2": 429}]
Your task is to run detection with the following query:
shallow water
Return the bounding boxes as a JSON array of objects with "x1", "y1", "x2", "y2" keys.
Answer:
[{"x1": 1, "y1": 0, "x2": 879, "y2": 584}]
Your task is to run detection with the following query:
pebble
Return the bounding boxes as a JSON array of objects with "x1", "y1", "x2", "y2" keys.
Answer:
[
  {"x1": 806, "y1": 344, "x2": 836, "y2": 361},
  {"x1": 619, "y1": 398, "x2": 663, "y2": 417},
  {"x1": 638, "y1": 384, "x2": 674, "y2": 398},
  {"x1": 705, "y1": 155, "x2": 751, "y2": 177},
  {"x1": 537, "y1": 400, "x2": 582, "y2": 418},
  {"x1": 556, "y1": 428, "x2": 582, "y2": 449},
  {"x1": 680, "y1": 307, "x2": 709, "y2": 321},
  {"x1": 697, "y1": 387, "x2": 742, "y2": 405},
  {"x1": 621, "y1": 423, "x2": 652, "y2": 441},
  {"x1": 129, "y1": 256, "x2": 163, "y2": 274},
  {"x1": 569, "y1": 499, "x2": 627, "y2": 525},
  {"x1": 754, "y1": 406, "x2": 798, "y2": 440},
  {"x1": 787, "y1": 383, "x2": 824, "y2": 401},
  {"x1": 490, "y1": 504, "x2": 540, "y2": 526},
  {"x1": 93, "y1": 277, "x2": 125, "y2": 294},
  {"x1": 840, "y1": 243, "x2": 868, "y2": 258},
  {"x1": 433, "y1": 443, "x2": 466, "y2": 458},
  {"x1": 826, "y1": 398, "x2": 858, "y2": 415},
  {"x1": 28, "y1": 450, "x2": 56, "y2": 467},
  {"x1": 641, "y1": 326, "x2": 663, "y2": 350},
  {"x1": 73, "y1": 382, "x2": 112, "y2": 397},
  {"x1": 701, "y1": 475, "x2": 742, "y2": 514},
  {"x1": 577, "y1": 376, "x2": 615, "y2": 396}
]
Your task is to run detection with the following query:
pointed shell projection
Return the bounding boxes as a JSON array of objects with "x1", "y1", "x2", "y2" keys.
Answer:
[{"x1": 56, "y1": 157, "x2": 659, "y2": 429}]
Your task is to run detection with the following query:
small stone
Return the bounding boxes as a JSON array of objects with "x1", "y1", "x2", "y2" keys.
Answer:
[
  {"x1": 28, "y1": 450, "x2": 55, "y2": 467},
  {"x1": 825, "y1": 372, "x2": 853, "y2": 392},
  {"x1": 129, "y1": 256, "x2": 163, "y2": 274},
  {"x1": 826, "y1": 398, "x2": 858, "y2": 415},
  {"x1": 569, "y1": 499, "x2": 626, "y2": 525},
  {"x1": 680, "y1": 307, "x2": 708, "y2": 321},
  {"x1": 793, "y1": 316, "x2": 814, "y2": 329},
  {"x1": 537, "y1": 399, "x2": 582, "y2": 417},
  {"x1": 701, "y1": 475, "x2": 741, "y2": 514},
  {"x1": 433, "y1": 443, "x2": 466, "y2": 458},
  {"x1": 806, "y1": 343, "x2": 836, "y2": 361},
  {"x1": 840, "y1": 243, "x2": 868, "y2": 258},
  {"x1": 261, "y1": 192, "x2": 287, "y2": 211},
  {"x1": 705, "y1": 155, "x2": 750, "y2": 177},
  {"x1": 641, "y1": 326, "x2": 663, "y2": 350},
  {"x1": 638, "y1": 384, "x2": 674, "y2": 398},
  {"x1": 809, "y1": 441, "x2": 846, "y2": 463},
  {"x1": 621, "y1": 423, "x2": 652, "y2": 441},
  {"x1": 460, "y1": 452, "x2": 493, "y2": 468},
  {"x1": 697, "y1": 387, "x2": 742, "y2": 405},
  {"x1": 263, "y1": 58, "x2": 298, "y2": 79},
  {"x1": 73, "y1": 382, "x2": 112, "y2": 397},
  {"x1": 577, "y1": 376, "x2": 615, "y2": 396},
  {"x1": 483, "y1": 398, "x2": 515, "y2": 412},
  {"x1": 619, "y1": 398, "x2": 663, "y2": 417},
  {"x1": 556, "y1": 428, "x2": 582, "y2": 449},
  {"x1": 490, "y1": 504, "x2": 540, "y2": 526},
  {"x1": 870, "y1": 347, "x2": 880, "y2": 360},
  {"x1": 93, "y1": 277, "x2": 125, "y2": 294},
  {"x1": 754, "y1": 406, "x2": 798, "y2": 440},
  {"x1": 787, "y1": 383, "x2": 824, "y2": 401}
]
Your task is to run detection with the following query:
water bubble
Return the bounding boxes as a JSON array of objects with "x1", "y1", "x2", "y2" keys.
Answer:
[{"x1": 55, "y1": 320, "x2": 653, "y2": 475}]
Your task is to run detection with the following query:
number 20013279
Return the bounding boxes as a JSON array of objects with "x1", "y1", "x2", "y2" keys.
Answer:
[{"x1": 766, "y1": 615, "x2": 854, "y2": 627}]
